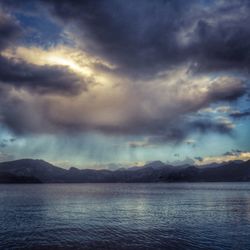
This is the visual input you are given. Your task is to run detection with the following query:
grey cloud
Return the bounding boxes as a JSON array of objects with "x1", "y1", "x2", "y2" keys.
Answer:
[
  {"x1": 0, "y1": 10, "x2": 21, "y2": 50},
  {"x1": 41, "y1": 0, "x2": 250, "y2": 78},
  {"x1": 206, "y1": 77, "x2": 246, "y2": 102},
  {"x1": 0, "y1": 91, "x2": 50, "y2": 134},
  {"x1": 42, "y1": 0, "x2": 191, "y2": 77},
  {"x1": 0, "y1": 75, "x2": 241, "y2": 137},
  {"x1": 0, "y1": 0, "x2": 248, "y2": 143},
  {"x1": 0, "y1": 9, "x2": 88, "y2": 96},
  {"x1": 223, "y1": 149, "x2": 245, "y2": 156},
  {"x1": 124, "y1": 116, "x2": 235, "y2": 146},
  {"x1": 145, "y1": 118, "x2": 234, "y2": 145},
  {"x1": 191, "y1": 118, "x2": 234, "y2": 134},
  {"x1": 195, "y1": 156, "x2": 203, "y2": 162},
  {"x1": 192, "y1": 13, "x2": 250, "y2": 73},
  {"x1": 230, "y1": 109, "x2": 250, "y2": 119},
  {"x1": 0, "y1": 56, "x2": 84, "y2": 95}
]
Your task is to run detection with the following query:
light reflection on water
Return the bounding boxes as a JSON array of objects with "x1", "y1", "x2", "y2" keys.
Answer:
[{"x1": 0, "y1": 183, "x2": 250, "y2": 250}]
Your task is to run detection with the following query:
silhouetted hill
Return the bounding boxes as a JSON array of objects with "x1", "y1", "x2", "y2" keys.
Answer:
[
  {"x1": 127, "y1": 161, "x2": 167, "y2": 171},
  {"x1": 0, "y1": 159, "x2": 249, "y2": 183},
  {"x1": 0, "y1": 172, "x2": 41, "y2": 183},
  {"x1": 165, "y1": 161, "x2": 250, "y2": 182},
  {"x1": 0, "y1": 159, "x2": 68, "y2": 183}
]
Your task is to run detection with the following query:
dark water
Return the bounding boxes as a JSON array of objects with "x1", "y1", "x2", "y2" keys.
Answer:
[{"x1": 0, "y1": 183, "x2": 250, "y2": 250}]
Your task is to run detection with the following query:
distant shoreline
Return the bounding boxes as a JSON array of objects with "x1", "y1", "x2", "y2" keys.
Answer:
[{"x1": 0, "y1": 159, "x2": 250, "y2": 183}]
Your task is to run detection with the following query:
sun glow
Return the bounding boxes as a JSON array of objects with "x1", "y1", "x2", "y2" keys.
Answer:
[
  {"x1": 2, "y1": 45, "x2": 121, "y2": 92},
  {"x1": 45, "y1": 54, "x2": 92, "y2": 76},
  {"x1": 2, "y1": 46, "x2": 94, "y2": 77}
]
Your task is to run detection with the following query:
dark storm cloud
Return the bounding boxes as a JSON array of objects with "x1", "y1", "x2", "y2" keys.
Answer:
[
  {"x1": 191, "y1": 11, "x2": 250, "y2": 73},
  {"x1": 0, "y1": 8, "x2": 87, "y2": 133},
  {"x1": 0, "y1": 74, "x2": 242, "y2": 136},
  {"x1": 41, "y1": 0, "x2": 192, "y2": 76},
  {"x1": 206, "y1": 78, "x2": 246, "y2": 102},
  {"x1": 191, "y1": 119, "x2": 234, "y2": 134},
  {"x1": 41, "y1": 0, "x2": 250, "y2": 77},
  {"x1": 0, "y1": 10, "x2": 21, "y2": 50},
  {"x1": 0, "y1": 56, "x2": 83, "y2": 95},
  {"x1": 229, "y1": 109, "x2": 250, "y2": 119},
  {"x1": 0, "y1": 0, "x2": 248, "y2": 142},
  {"x1": 0, "y1": 10, "x2": 85, "y2": 95}
]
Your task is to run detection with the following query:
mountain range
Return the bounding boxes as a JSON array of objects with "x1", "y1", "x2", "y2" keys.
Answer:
[{"x1": 0, "y1": 159, "x2": 249, "y2": 183}]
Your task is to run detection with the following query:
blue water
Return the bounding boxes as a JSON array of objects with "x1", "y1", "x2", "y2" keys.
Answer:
[{"x1": 0, "y1": 183, "x2": 250, "y2": 250}]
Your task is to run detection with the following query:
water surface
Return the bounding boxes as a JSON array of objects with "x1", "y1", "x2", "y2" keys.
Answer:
[{"x1": 0, "y1": 183, "x2": 250, "y2": 250}]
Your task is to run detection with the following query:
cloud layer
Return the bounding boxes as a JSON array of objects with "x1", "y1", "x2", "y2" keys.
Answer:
[
  {"x1": 0, "y1": 0, "x2": 249, "y2": 145},
  {"x1": 42, "y1": 0, "x2": 250, "y2": 75}
]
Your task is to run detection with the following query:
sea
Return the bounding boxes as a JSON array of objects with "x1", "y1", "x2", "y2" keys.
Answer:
[{"x1": 0, "y1": 183, "x2": 250, "y2": 250}]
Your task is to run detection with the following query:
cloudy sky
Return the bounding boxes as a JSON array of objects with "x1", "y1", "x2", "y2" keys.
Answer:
[{"x1": 0, "y1": 0, "x2": 249, "y2": 168}]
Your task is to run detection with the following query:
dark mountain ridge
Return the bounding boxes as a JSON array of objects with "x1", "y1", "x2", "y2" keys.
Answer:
[{"x1": 0, "y1": 159, "x2": 249, "y2": 183}]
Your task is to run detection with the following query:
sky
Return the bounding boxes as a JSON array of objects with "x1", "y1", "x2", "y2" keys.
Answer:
[{"x1": 0, "y1": 0, "x2": 249, "y2": 169}]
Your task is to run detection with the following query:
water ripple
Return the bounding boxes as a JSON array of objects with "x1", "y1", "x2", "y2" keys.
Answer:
[{"x1": 0, "y1": 183, "x2": 250, "y2": 250}]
